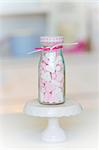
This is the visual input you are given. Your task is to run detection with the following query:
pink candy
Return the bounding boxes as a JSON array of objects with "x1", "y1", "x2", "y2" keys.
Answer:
[
  {"x1": 52, "y1": 73, "x2": 57, "y2": 80},
  {"x1": 60, "y1": 79, "x2": 64, "y2": 88},
  {"x1": 56, "y1": 72, "x2": 63, "y2": 81},
  {"x1": 41, "y1": 62, "x2": 46, "y2": 70},
  {"x1": 40, "y1": 52, "x2": 64, "y2": 104},
  {"x1": 42, "y1": 57, "x2": 49, "y2": 64},
  {"x1": 56, "y1": 64, "x2": 61, "y2": 71}
]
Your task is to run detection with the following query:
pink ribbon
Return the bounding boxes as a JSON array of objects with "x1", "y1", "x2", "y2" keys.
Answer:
[
  {"x1": 35, "y1": 45, "x2": 63, "y2": 52},
  {"x1": 28, "y1": 41, "x2": 87, "y2": 55},
  {"x1": 63, "y1": 41, "x2": 87, "y2": 53}
]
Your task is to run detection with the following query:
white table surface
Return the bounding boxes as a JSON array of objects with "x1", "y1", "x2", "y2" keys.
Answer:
[{"x1": 0, "y1": 97, "x2": 99, "y2": 150}]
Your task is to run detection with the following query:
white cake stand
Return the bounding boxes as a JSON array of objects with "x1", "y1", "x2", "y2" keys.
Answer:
[{"x1": 24, "y1": 99, "x2": 82, "y2": 142}]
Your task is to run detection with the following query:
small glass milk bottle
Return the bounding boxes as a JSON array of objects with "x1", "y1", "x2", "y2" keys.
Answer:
[{"x1": 39, "y1": 36, "x2": 65, "y2": 105}]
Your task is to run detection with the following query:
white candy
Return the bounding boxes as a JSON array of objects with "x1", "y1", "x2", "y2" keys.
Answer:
[
  {"x1": 57, "y1": 93, "x2": 64, "y2": 101},
  {"x1": 57, "y1": 88, "x2": 62, "y2": 93},
  {"x1": 41, "y1": 70, "x2": 45, "y2": 75},
  {"x1": 53, "y1": 88, "x2": 63, "y2": 101},
  {"x1": 46, "y1": 63, "x2": 56, "y2": 73},
  {"x1": 42, "y1": 72, "x2": 51, "y2": 81},
  {"x1": 55, "y1": 90, "x2": 63, "y2": 100},
  {"x1": 45, "y1": 52, "x2": 56, "y2": 62},
  {"x1": 56, "y1": 65, "x2": 61, "y2": 71},
  {"x1": 51, "y1": 80, "x2": 60, "y2": 87},
  {"x1": 56, "y1": 73, "x2": 63, "y2": 81},
  {"x1": 41, "y1": 87, "x2": 46, "y2": 93},
  {"x1": 54, "y1": 87, "x2": 62, "y2": 95},
  {"x1": 55, "y1": 56, "x2": 62, "y2": 64}
]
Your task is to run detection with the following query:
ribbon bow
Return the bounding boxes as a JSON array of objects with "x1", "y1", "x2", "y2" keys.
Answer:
[
  {"x1": 35, "y1": 45, "x2": 63, "y2": 51},
  {"x1": 27, "y1": 43, "x2": 78, "y2": 55}
]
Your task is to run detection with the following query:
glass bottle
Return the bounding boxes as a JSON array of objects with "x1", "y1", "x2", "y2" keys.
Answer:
[{"x1": 39, "y1": 36, "x2": 65, "y2": 105}]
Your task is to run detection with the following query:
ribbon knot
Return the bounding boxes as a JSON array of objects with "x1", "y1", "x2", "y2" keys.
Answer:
[
  {"x1": 27, "y1": 42, "x2": 78, "y2": 55},
  {"x1": 35, "y1": 45, "x2": 63, "y2": 52}
]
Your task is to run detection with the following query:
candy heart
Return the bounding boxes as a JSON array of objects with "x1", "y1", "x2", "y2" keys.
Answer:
[
  {"x1": 40, "y1": 82, "x2": 44, "y2": 88},
  {"x1": 41, "y1": 70, "x2": 45, "y2": 78},
  {"x1": 45, "y1": 52, "x2": 56, "y2": 62},
  {"x1": 53, "y1": 88, "x2": 63, "y2": 101},
  {"x1": 42, "y1": 72, "x2": 51, "y2": 81},
  {"x1": 45, "y1": 82, "x2": 56, "y2": 91},
  {"x1": 44, "y1": 92, "x2": 52, "y2": 102},
  {"x1": 58, "y1": 61, "x2": 63, "y2": 66},
  {"x1": 46, "y1": 64, "x2": 56, "y2": 73},
  {"x1": 42, "y1": 57, "x2": 49, "y2": 64},
  {"x1": 45, "y1": 85, "x2": 52, "y2": 93},
  {"x1": 56, "y1": 64, "x2": 61, "y2": 72},
  {"x1": 56, "y1": 72, "x2": 63, "y2": 81},
  {"x1": 41, "y1": 86, "x2": 46, "y2": 93},
  {"x1": 52, "y1": 72, "x2": 57, "y2": 80},
  {"x1": 57, "y1": 93, "x2": 64, "y2": 101},
  {"x1": 55, "y1": 56, "x2": 62, "y2": 64},
  {"x1": 41, "y1": 62, "x2": 47, "y2": 70},
  {"x1": 55, "y1": 87, "x2": 62, "y2": 93},
  {"x1": 60, "y1": 81, "x2": 64, "y2": 88},
  {"x1": 51, "y1": 80, "x2": 61, "y2": 87}
]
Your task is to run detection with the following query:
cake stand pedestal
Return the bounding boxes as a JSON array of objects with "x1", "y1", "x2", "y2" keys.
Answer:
[{"x1": 24, "y1": 99, "x2": 82, "y2": 142}]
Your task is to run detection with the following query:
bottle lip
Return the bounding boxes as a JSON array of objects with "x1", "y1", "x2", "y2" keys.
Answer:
[{"x1": 40, "y1": 36, "x2": 64, "y2": 44}]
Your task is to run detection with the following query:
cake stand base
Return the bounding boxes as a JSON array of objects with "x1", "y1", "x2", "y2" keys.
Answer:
[
  {"x1": 24, "y1": 99, "x2": 82, "y2": 143},
  {"x1": 42, "y1": 117, "x2": 66, "y2": 142}
]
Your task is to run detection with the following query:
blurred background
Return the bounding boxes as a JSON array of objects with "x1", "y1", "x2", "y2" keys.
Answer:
[{"x1": 0, "y1": 1, "x2": 99, "y2": 113}]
